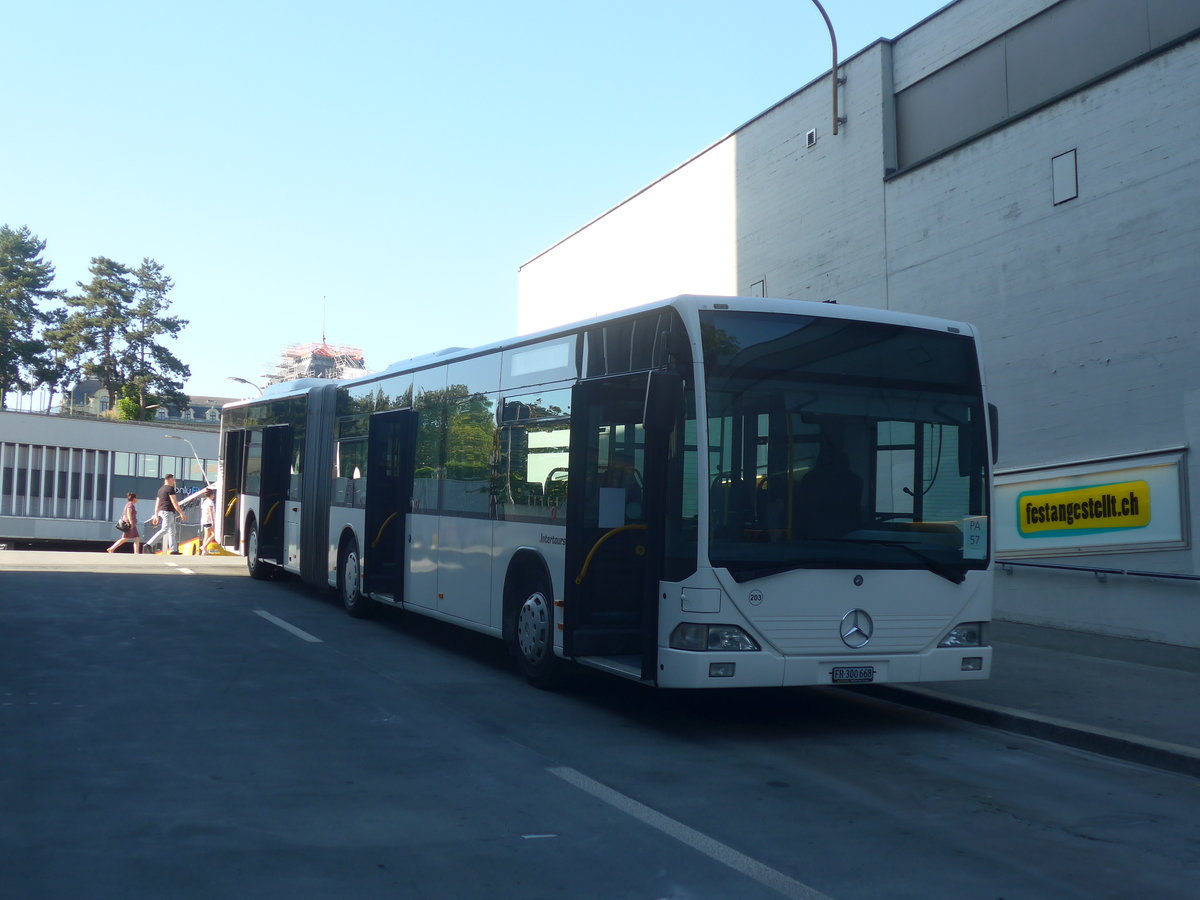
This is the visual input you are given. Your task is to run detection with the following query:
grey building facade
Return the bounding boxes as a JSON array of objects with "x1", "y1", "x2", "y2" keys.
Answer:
[{"x1": 518, "y1": 0, "x2": 1200, "y2": 648}]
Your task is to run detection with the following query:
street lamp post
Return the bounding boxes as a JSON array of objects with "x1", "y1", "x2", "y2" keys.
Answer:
[
  {"x1": 227, "y1": 376, "x2": 263, "y2": 396},
  {"x1": 164, "y1": 434, "x2": 213, "y2": 487},
  {"x1": 809, "y1": 0, "x2": 845, "y2": 136}
]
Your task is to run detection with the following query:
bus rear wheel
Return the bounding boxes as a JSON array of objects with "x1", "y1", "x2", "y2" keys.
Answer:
[
  {"x1": 515, "y1": 580, "x2": 560, "y2": 689},
  {"x1": 339, "y1": 540, "x2": 373, "y2": 618},
  {"x1": 246, "y1": 519, "x2": 270, "y2": 580}
]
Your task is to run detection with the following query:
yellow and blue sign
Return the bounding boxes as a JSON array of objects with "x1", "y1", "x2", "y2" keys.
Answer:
[
  {"x1": 1018, "y1": 480, "x2": 1150, "y2": 537},
  {"x1": 994, "y1": 454, "x2": 1183, "y2": 557}
]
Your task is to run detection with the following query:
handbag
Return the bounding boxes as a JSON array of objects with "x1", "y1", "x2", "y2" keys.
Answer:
[{"x1": 116, "y1": 518, "x2": 131, "y2": 531}]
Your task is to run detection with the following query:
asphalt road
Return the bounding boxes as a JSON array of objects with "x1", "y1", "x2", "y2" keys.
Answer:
[{"x1": 2, "y1": 553, "x2": 1197, "y2": 899}]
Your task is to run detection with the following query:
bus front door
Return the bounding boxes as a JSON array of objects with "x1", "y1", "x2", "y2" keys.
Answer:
[
  {"x1": 258, "y1": 425, "x2": 292, "y2": 564},
  {"x1": 363, "y1": 409, "x2": 417, "y2": 599},
  {"x1": 565, "y1": 373, "x2": 667, "y2": 681}
]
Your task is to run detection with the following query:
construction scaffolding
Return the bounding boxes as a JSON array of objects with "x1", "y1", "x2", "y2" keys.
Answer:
[{"x1": 266, "y1": 341, "x2": 368, "y2": 385}]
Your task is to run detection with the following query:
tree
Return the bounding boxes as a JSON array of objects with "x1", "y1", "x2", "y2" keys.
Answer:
[
  {"x1": 59, "y1": 255, "x2": 192, "y2": 417},
  {"x1": 63, "y1": 256, "x2": 137, "y2": 409},
  {"x1": 0, "y1": 225, "x2": 61, "y2": 407},
  {"x1": 33, "y1": 307, "x2": 83, "y2": 413},
  {"x1": 121, "y1": 258, "x2": 190, "y2": 418}
]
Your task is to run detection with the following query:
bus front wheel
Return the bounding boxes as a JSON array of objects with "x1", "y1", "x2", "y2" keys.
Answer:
[{"x1": 515, "y1": 579, "x2": 560, "y2": 689}]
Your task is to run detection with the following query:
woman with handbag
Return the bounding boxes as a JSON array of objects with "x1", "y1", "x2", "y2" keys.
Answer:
[{"x1": 106, "y1": 492, "x2": 142, "y2": 554}]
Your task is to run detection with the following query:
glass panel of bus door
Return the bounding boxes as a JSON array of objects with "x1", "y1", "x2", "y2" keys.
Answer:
[
  {"x1": 258, "y1": 425, "x2": 292, "y2": 564},
  {"x1": 564, "y1": 373, "x2": 664, "y2": 680},
  {"x1": 220, "y1": 429, "x2": 246, "y2": 549},
  {"x1": 363, "y1": 409, "x2": 416, "y2": 599}
]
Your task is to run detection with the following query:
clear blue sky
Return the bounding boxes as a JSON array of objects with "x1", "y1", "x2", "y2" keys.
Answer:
[{"x1": 6, "y1": 0, "x2": 951, "y2": 402}]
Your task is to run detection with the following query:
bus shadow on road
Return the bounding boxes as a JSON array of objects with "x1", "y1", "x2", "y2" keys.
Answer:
[{"x1": 260, "y1": 573, "x2": 952, "y2": 747}]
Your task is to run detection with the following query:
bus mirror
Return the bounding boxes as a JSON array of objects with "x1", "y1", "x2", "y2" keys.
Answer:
[
  {"x1": 644, "y1": 370, "x2": 684, "y2": 432},
  {"x1": 988, "y1": 403, "x2": 999, "y2": 465}
]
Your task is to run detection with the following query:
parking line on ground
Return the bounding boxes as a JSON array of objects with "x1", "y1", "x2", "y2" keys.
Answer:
[
  {"x1": 549, "y1": 766, "x2": 834, "y2": 900},
  {"x1": 253, "y1": 609, "x2": 323, "y2": 643}
]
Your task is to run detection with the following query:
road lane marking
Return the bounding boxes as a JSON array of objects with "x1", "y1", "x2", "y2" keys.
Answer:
[
  {"x1": 549, "y1": 767, "x2": 834, "y2": 900},
  {"x1": 253, "y1": 609, "x2": 323, "y2": 643}
]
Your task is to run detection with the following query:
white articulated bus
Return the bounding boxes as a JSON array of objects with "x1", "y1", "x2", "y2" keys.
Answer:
[{"x1": 219, "y1": 295, "x2": 997, "y2": 688}]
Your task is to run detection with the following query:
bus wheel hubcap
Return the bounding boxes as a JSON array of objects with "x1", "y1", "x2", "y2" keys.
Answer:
[
  {"x1": 518, "y1": 592, "x2": 549, "y2": 663},
  {"x1": 344, "y1": 552, "x2": 359, "y2": 604}
]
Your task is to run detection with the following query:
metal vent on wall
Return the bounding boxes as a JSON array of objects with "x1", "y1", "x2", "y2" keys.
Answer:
[{"x1": 806, "y1": 128, "x2": 818, "y2": 148}]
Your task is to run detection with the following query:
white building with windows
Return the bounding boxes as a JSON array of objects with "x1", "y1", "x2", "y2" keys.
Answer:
[
  {"x1": 518, "y1": 0, "x2": 1200, "y2": 648},
  {"x1": 0, "y1": 412, "x2": 218, "y2": 545}
]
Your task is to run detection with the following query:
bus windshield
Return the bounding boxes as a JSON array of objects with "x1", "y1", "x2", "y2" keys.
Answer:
[{"x1": 701, "y1": 310, "x2": 990, "y2": 583}]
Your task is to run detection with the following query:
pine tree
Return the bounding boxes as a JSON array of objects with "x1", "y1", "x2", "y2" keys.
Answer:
[
  {"x1": 32, "y1": 307, "x2": 83, "y2": 413},
  {"x1": 63, "y1": 256, "x2": 137, "y2": 409},
  {"x1": 122, "y1": 258, "x2": 190, "y2": 418},
  {"x1": 0, "y1": 225, "x2": 61, "y2": 407}
]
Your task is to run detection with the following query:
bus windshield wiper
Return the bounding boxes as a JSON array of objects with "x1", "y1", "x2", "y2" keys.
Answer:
[{"x1": 866, "y1": 540, "x2": 967, "y2": 584}]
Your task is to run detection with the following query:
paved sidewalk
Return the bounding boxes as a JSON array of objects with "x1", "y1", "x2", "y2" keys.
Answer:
[{"x1": 869, "y1": 621, "x2": 1200, "y2": 778}]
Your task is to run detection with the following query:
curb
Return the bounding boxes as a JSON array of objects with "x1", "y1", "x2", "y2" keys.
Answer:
[{"x1": 859, "y1": 685, "x2": 1200, "y2": 779}]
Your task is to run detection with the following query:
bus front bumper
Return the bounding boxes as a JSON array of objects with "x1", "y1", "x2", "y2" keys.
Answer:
[{"x1": 655, "y1": 645, "x2": 992, "y2": 689}]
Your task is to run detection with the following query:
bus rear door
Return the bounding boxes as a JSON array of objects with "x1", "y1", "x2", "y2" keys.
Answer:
[
  {"x1": 220, "y1": 429, "x2": 246, "y2": 549},
  {"x1": 363, "y1": 409, "x2": 417, "y2": 600},
  {"x1": 258, "y1": 424, "x2": 292, "y2": 565}
]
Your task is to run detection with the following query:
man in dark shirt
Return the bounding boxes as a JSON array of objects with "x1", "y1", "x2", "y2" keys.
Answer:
[{"x1": 144, "y1": 474, "x2": 187, "y2": 554}]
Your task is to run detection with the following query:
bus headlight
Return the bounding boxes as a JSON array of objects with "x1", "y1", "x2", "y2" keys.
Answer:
[
  {"x1": 670, "y1": 623, "x2": 760, "y2": 652},
  {"x1": 938, "y1": 623, "x2": 987, "y2": 648}
]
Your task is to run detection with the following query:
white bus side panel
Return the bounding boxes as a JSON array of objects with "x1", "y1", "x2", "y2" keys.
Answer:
[
  {"x1": 406, "y1": 512, "x2": 439, "y2": 609},
  {"x1": 284, "y1": 500, "x2": 302, "y2": 573},
  {"x1": 436, "y1": 516, "x2": 494, "y2": 625}
]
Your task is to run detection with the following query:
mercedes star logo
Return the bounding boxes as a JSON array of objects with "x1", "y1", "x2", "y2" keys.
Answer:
[{"x1": 840, "y1": 609, "x2": 874, "y2": 649}]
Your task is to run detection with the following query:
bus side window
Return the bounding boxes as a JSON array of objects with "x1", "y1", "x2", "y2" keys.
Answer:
[{"x1": 334, "y1": 439, "x2": 367, "y2": 508}]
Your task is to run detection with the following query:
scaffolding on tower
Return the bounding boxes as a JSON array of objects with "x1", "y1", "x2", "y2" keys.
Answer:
[{"x1": 265, "y1": 340, "x2": 368, "y2": 385}]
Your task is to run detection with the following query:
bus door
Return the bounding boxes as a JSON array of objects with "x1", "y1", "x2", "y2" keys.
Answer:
[
  {"x1": 258, "y1": 425, "x2": 292, "y2": 564},
  {"x1": 220, "y1": 429, "x2": 246, "y2": 548},
  {"x1": 565, "y1": 373, "x2": 671, "y2": 681},
  {"x1": 363, "y1": 409, "x2": 417, "y2": 599}
]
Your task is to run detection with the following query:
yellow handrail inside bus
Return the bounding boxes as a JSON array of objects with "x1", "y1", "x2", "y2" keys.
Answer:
[
  {"x1": 372, "y1": 512, "x2": 399, "y2": 548},
  {"x1": 575, "y1": 523, "x2": 647, "y2": 585},
  {"x1": 263, "y1": 501, "x2": 280, "y2": 527},
  {"x1": 225, "y1": 495, "x2": 238, "y2": 516}
]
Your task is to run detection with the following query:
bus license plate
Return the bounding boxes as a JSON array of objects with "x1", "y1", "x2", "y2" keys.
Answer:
[{"x1": 832, "y1": 666, "x2": 875, "y2": 684}]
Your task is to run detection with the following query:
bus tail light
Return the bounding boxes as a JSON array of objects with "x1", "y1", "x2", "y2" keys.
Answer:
[
  {"x1": 939, "y1": 623, "x2": 987, "y2": 648},
  {"x1": 670, "y1": 623, "x2": 760, "y2": 652}
]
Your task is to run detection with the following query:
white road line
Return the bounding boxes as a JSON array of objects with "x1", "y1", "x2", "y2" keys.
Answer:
[
  {"x1": 549, "y1": 767, "x2": 834, "y2": 900},
  {"x1": 253, "y1": 609, "x2": 323, "y2": 643},
  {"x1": 164, "y1": 561, "x2": 196, "y2": 575}
]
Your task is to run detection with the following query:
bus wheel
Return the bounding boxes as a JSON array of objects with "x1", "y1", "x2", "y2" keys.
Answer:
[
  {"x1": 339, "y1": 540, "x2": 372, "y2": 619},
  {"x1": 515, "y1": 580, "x2": 559, "y2": 688},
  {"x1": 246, "y1": 520, "x2": 270, "y2": 580}
]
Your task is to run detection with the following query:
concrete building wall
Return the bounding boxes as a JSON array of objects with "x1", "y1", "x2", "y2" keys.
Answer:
[
  {"x1": 518, "y1": 137, "x2": 739, "y2": 334},
  {"x1": 732, "y1": 42, "x2": 892, "y2": 307},
  {"x1": 516, "y1": 0, "x2": 1200, "y2": 647},
  {"x1": 891, "y1": 0, "x2": 1060, "y2": 91},
  {"x1": 884, "y1": 37, "x2": 1200, "y2": 644}
]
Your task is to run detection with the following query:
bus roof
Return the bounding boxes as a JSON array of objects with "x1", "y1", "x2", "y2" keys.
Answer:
[
  {"x1": 372, "y1": 294, "x2": 975, "y2": 376},
  {"x1": 224, "y1": 295, "x2": 977, "y2": 409}
]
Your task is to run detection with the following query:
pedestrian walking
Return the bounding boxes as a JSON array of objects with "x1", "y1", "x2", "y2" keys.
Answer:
[
  {"x1": 199, "y1": 486, "x2": 216, "y2": 553},
  {"x1": 144, "y1": 474, "x2": 187, "y2": 554},
  {"x1": 106, "y1": 492, "x2": 142, "y2": 554}
]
